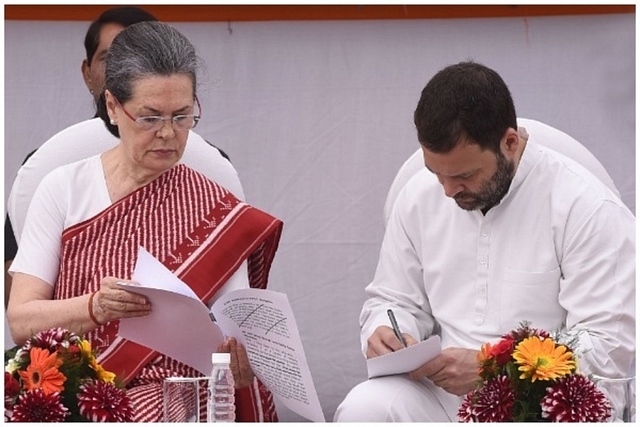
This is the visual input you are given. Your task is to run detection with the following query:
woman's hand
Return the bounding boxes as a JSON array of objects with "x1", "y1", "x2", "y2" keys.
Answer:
[
  {"x1": 91, "y1": 277, "x2": 151, "y2": 325},
  {"x1": 217, "y1": 337, "x2": 254, "y2": 389}
]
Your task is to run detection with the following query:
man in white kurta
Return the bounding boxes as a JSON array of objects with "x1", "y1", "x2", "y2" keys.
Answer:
[{"x1": 334, "y1": 63, "x2": 635, "y2": 422}]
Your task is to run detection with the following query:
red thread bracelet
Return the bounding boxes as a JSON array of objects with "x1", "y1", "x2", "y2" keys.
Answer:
[{"x1": 88, "y1": 291, "x2": 102, "y2": 326}]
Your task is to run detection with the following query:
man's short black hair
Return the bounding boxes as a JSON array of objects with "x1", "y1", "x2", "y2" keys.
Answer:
[{"x1": 84, "y1": 6, "x2": 157, "y2": 64}]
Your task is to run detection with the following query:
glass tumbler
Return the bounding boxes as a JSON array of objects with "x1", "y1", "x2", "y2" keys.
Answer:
[
  {"x1": 593, "y1": 375, "x2": 635, "y2": 422},
  {"x1": 163, "y1": 377, "x2": 205, "y2": 422}
]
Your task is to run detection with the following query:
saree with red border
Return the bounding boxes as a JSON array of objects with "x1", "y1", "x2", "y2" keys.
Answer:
[{"x1": 54, "y1": 164, "x2": 283, "y2": 422}]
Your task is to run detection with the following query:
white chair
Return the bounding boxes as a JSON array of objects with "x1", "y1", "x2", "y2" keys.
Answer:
[
  {"x1": 383, "y1": 118, "x2": 620, "y2": 225},
  {"x1": 7, "y1": 117, "x2": 244, "y2": 244}
]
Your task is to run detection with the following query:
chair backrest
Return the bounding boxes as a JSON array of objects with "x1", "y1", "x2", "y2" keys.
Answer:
[
  {"x1": 7, "y1": 118, "x2": 244, "y2": 243},
  {"x1": 383, "y1": 118, "x2": 620, "y2": 225}
]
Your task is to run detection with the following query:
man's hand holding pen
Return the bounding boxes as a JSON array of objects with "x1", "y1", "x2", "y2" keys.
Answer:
[
  {"x1": 366, "y1": 320, "x2": 479, "y2": 396},
  {"x1": 366, "y1": 325, "x2": 418, "y2": 358},
  {"x1": 365, "y1": 312, "x2": 418, "y2": 359}
]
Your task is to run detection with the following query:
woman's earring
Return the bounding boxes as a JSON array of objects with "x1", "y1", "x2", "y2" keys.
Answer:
[{"x1": 110, "y1": 119, "x2": 116, "y2": 126}]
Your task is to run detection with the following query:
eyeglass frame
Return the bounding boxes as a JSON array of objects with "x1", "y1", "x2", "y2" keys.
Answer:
[{"x1": 112, "y1": 95, "x2": 202, "y2": 131}]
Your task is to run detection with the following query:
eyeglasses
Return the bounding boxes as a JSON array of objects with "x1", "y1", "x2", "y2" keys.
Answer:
[{"x1": 114, "y1": 96, "x2": 201, "y2": 132}]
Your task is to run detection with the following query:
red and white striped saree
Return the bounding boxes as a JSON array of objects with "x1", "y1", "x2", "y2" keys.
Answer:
[{"x1": 54, "y1": 164, "x2": 283, "y2": 422}]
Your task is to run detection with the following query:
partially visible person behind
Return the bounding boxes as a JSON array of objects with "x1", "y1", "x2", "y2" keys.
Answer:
[
  {"x1": 334, "y1": 61, "x2": 635, "y2": 422},
  {"x1": 7, "y1": 21, "x2": 283, "y2": 422},
  {"x1": 82, "y1": 6, "x2": 158, "y2": 107},
  {"x1": 4, "y1": 6, "x2": 156, "y2": 308}
]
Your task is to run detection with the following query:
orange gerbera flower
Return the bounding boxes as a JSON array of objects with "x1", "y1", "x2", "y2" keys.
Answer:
[
  {"x1": 19, "y1": 347, "x2": 67, "y2": 395},
  {"x1": 513, "y1": 337, "x2": 575, "y2": 382},
  {"x1": 478, "y1": 342, "x2": 493, "y2": 363}
]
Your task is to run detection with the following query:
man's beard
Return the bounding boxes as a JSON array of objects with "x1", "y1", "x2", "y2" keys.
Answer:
[{"x1": 453, "y1": 151, "x2": 515, "y2": 212}]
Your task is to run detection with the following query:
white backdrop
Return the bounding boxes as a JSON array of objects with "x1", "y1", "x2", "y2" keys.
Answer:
[{"x1": 4, "y1": 13, "x2": 635, "y2": 421}]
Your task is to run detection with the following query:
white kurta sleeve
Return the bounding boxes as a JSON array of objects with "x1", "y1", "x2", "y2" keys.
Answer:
[
  {"x1": 559, "y1": 198, "x2": 635, "y2": 378},
  {"x1": 359, "y1": 188, "x2": 437, "y2": 356}
]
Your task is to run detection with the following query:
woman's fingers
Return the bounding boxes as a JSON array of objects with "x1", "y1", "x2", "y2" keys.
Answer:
[
  {"x1": 95, "y1": 277, "x2": 151, "y2": 322},
  {"x1": 216, "y1": 337, "x2": 254, "y2": 389}
]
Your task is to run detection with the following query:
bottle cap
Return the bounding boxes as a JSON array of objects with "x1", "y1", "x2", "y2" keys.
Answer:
[{"x1": 211, "y1": 352, "x2": 231, "y2": 364}]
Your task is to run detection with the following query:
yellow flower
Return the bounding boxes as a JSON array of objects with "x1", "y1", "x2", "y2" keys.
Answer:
[
  {"x1": 79, "y1": 338, "x2": 115, "y2": 383},
  {"x1": 90, "y1": 358, "x2": 116, "y2": 383},
  {"x1": 19, "y1": 347, "x2": 67, "y2": 395},
  {"x1": 79, "y1": 339, "x2": 94, "y2": 360},
  {"x1": 513, "y1": 337, "x2": 575, "y2": 382}
]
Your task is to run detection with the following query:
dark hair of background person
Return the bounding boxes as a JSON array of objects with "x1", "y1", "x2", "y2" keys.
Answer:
[
  {"x1": 414, "y1": 60, "x2": 518, "y2": 154},
  {"x1": 83, "y1": 6, "x2": 157, "y2": 64}
]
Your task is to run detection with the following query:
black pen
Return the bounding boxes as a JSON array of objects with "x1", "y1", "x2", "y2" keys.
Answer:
[{"x1": 387, "y1": 309, "x2": 407, "y2": 348}]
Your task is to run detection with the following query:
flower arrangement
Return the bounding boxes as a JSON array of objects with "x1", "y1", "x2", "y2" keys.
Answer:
[
  {"x1": 458, "y1": 321, "x2": 611, "y2": 422},
  {"x1": 4, "y1": 327, "x2": 133, "y2": 422}
]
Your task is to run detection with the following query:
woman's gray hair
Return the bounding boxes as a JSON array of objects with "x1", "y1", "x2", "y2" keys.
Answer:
[{"x1": 97, "y1": 21, "x2": 201, "y2": 137}]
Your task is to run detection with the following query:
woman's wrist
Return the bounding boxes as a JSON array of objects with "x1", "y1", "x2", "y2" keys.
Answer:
[{"x1": 88, "y1": 291, "x2": 103, "y2": 326}]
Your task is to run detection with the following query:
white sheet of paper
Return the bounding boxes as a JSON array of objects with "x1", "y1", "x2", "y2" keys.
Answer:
[
  {"x1": 212, "y1": 288, "x2": 326, "y2": 422},
  {"x1": 366, "y1": 335, "x2": 442, "y2": 378},
  {"x1": 118, "y1": 247, "x2": 225, "y2": 376},
  {"x1": 117, "y1": 247, "x2": 325, "y2": 422}
]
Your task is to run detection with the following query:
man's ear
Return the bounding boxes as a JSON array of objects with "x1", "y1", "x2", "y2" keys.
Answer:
[
  {"x1": 501, "y1": 127, "x2": 520, "y2": 157},
  {"x1": 81, "y1": 59, "x2": 92, "y2": 92}
]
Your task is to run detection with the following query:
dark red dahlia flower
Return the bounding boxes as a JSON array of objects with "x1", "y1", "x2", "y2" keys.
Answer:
[
  {"x1": 457, "y1": 389, "x2": 478, "y2": 422},
  {"x1": 541, "y1": 374, "x2": 612, "y2": 422},
  {"x1": 10, "y1": 389, "x2": 69, "y2": 422},
  {"x1": 23, "y1": 327, "x2": 70, "y2": 352},
  {"x1": 459, "y1": 375, "x2": 515, "y2": 422},
  {"x1": 78, "y1": 380, "x2": 134, "y2": 422}
]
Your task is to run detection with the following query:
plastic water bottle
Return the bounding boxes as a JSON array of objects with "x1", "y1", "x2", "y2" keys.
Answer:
[{"x1": 207, "y1": 353, "x2": 236, "y2": 422}]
